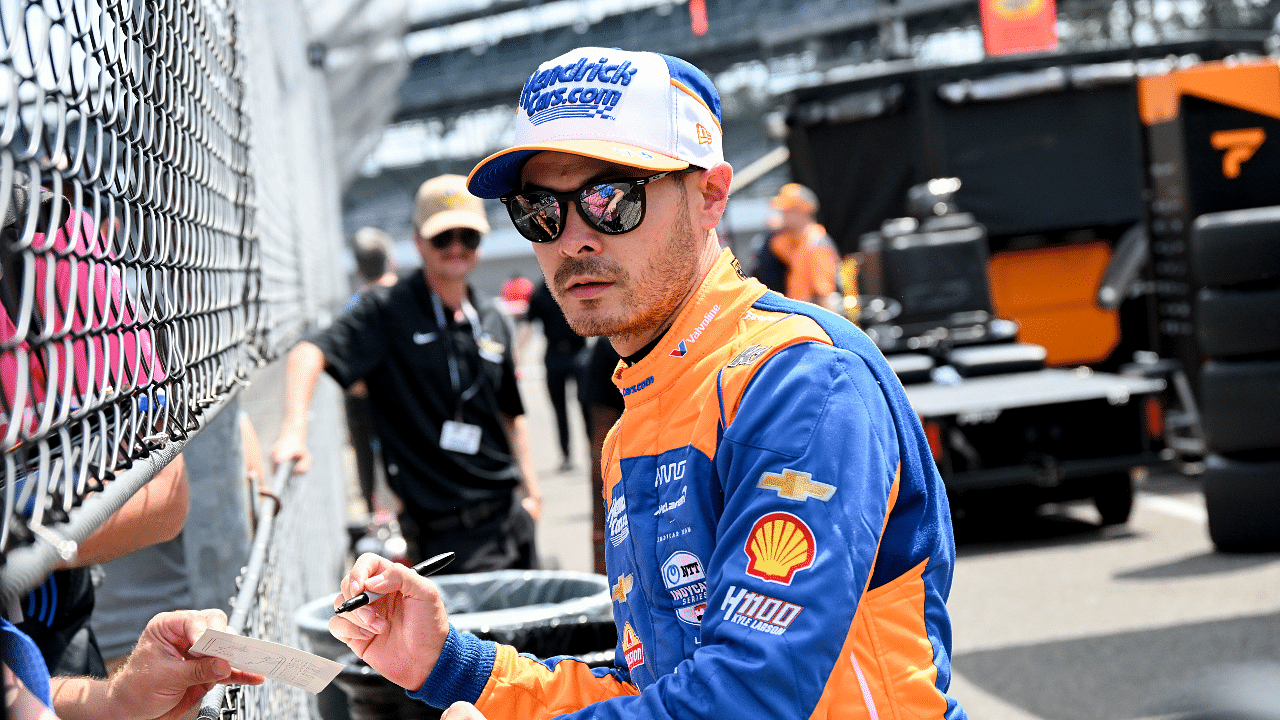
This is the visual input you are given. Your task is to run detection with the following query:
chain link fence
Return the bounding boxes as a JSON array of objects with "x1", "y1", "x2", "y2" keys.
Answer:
[{"x1": 0, "y1": 0, "x2": 348, "y2": 718}]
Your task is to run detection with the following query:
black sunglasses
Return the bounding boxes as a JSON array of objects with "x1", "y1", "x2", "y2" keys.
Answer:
[
  {"x1": 428, "y1": 228, "x2": 482, "y2": 250},
  {"x1": 501, "y1": 170, "x2": 687, "y2": 244}
]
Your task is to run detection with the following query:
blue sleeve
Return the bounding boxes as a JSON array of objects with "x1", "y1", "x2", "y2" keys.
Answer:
[{"x1": 1, "y1": 616, "x2": 52, "y2": 708}]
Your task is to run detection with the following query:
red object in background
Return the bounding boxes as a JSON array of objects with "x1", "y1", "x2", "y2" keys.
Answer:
[
  {"x1": 980, "y1": 0, "x2": 1058, "y2": 56},
  {"x1": 689, "y1": 0, "x2": 708, "y2": 36}
]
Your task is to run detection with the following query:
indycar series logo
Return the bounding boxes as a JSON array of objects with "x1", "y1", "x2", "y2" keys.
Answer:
[{"x1": 661, "y1": 551, "x2": 707, "y2": 625}]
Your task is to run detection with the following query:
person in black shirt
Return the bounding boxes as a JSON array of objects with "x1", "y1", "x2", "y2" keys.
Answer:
[
  {"x1": 271, "y1": 174, "x2": 542, "y2": 572},
  {"x1": 524, "y1": 280, "x2": 587, "y2": 472}
]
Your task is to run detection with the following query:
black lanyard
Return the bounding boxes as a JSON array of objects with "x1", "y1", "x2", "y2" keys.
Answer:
[{"x1": 429, "y1": 287, "x2": 485, "y2": 419}]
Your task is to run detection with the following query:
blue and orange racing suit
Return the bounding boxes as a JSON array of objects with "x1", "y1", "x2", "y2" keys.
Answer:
[{"x1": 412, "y1": 249, "x2": 966, "y2": 719}]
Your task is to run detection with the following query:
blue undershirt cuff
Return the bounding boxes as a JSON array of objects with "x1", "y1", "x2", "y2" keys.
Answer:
[{"x1": 407, "y1": 625, "x2": 496, "y2": 708}]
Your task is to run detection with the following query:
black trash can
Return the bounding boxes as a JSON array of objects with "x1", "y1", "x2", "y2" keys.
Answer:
[{"x1": 300, "y1": 570, "x2": 616, "y2": 720}]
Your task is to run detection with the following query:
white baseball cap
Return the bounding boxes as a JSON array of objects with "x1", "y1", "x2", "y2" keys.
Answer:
[{"x1": 467, "y1": 47, "x2": 724, "y2": 199}]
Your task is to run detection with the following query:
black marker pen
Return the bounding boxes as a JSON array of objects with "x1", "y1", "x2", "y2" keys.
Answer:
[{"x1": 334, "y1": 551, "x2": 456, "y2": 615}]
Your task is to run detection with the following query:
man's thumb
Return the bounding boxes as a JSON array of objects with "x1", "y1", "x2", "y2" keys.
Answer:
[{"x1": 191, "y1": 657, "x2": 234, "y2": 686}]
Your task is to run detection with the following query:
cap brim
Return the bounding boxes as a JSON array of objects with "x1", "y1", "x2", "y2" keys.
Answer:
[
  {"x1": 418, "y1": 210, "x2": 490, "y2": 242},
  {"x1": 467, "y1": 140, "x2": 689, "y2": 199}
]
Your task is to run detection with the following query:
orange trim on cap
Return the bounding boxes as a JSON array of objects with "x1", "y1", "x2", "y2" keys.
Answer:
[
  {"x1": 1138, "y1": 59, "x2": 1280, "y2": 126},
  {"x1": 467, "y1": 140, "x2": 688, "y2": 190},
  {"x1": 670, "y1": 79, "x2": 723, "y2": 132}
]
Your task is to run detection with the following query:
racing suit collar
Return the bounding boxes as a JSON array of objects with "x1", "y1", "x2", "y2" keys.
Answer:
[{"x1": 612, "y1": 248, "x2": 768, "y2": 405}]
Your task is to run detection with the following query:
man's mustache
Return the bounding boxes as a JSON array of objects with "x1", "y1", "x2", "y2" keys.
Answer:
[{"x1": 553, "y1": 256, "x2": 623, "y2": 292}]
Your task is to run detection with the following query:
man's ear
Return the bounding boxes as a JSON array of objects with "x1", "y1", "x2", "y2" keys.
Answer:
[{"x1": 694, "y1": 162, "x2": 732, "y2": 231}]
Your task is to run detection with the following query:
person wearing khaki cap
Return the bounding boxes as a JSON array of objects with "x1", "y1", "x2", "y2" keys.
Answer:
[{"x1": 272, "y1": 174, "x2": 542, "y2": 573}]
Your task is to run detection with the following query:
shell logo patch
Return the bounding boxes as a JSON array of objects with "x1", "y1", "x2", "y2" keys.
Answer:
[
  {"x1": 622, "y1": 621, "x2": 645, "y2": 670},
  {"x1": 612, "y1": 574, "x2": 634, "y2": 603},
  {"x1": 744, "y1": 512, "x2": 815, "y2": 585},
  {"x1": 696, "y1": 123, "x2": 713, "y2": 145}
]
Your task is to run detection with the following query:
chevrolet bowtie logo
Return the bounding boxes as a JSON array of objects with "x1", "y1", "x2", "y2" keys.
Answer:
[
  {"x1": 612, "y1": 574, "x2": 634, "y2": 603},
  {"x1": 757, "y1": 469, "x2": 835, "y2": 502}
]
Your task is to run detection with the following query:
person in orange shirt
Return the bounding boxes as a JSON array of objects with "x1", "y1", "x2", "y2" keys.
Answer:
[{"x1": 764, "y1": 183, "x2": 842, "y2": 312}]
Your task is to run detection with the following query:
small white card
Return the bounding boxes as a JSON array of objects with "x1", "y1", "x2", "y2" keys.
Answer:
[
  {"x1": 441, "y1": 419, "x2": 482, "y2": 455},
  {"x1": 190, "y1": 629, "x2": 343, "y2": 694}
]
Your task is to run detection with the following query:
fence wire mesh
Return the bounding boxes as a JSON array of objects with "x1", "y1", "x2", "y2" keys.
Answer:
[
  {"x1": 0, "y1": 0, "x2": 348, "y2": 718},
  {"x1": 0, "y1": 0, "x2": 263, "y2": 560}
]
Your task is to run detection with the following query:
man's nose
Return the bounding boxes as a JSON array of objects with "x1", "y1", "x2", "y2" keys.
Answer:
[{"x1": 556, "y1": 207, "x2": 602, "y2": 256}]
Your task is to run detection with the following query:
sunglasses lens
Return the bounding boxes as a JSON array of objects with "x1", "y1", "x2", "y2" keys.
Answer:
[
  {"x1": 578, "y1": 182, "x2": 643, "y2": 234},
  {"x1": 508, "y1": 192, "x2": 563, "y2": 243},
  {"x1": 429, "y1": 229, "x2": 481, "y2": 249}
]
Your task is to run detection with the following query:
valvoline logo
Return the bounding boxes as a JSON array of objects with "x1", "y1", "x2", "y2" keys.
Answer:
[
  {"x1": 520, "y1": 55, "x2": 639, "y2": 125},
  {"x1": 668, "y1": 304, "x2": 720, "y2": 358}
]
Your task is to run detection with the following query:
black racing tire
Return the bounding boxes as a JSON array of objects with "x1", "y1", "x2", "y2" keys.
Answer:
[
  {"x1": 1196, "y1": 287, "x2": 1280, "y2": 359},
  {"x1": 1203, "y1": 454, "x2": 1280, "y2": 553},
  {"x1": 1190, "y1": 206, "x2": 1280, "y2": 288},
  {"x1": 1091, "y1": 472, "x2": 1134, "y2": 526},
  {"x1": 1199, "y1": 359, "x2": 1280, "y2": 454}
]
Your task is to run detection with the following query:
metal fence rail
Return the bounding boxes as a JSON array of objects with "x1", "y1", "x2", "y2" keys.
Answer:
[{"x1": 0, "y1": 0, "x2": 348, "y2": 717}]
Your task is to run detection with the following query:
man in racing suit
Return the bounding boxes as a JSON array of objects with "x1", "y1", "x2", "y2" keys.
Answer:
[{"x1": 330, "y1": 46, "x2": 967, "y2": 720}]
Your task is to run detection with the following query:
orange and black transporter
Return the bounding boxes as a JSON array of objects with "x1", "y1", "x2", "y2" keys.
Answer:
[
  {"x1": 1139, "y1": 59, "x2": 1280, "y2": 551},
  {"x1": 784, "y1": 37, "x2": 1278, "y2": 547}
]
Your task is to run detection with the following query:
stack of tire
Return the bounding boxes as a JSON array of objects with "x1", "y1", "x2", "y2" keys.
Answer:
[{"x1": 1191, "y1": 206, "x2": 1280, "y2": 552}]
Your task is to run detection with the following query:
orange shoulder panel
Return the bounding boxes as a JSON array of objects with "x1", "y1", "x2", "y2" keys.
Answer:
[{"x1": 717, "y1": 311, "x2": 831, "y2": 427}]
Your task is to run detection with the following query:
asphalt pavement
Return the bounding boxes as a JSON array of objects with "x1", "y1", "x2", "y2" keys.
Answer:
[{"x1": 947, "y1": 471, "x2": 1280, "y2": 719}]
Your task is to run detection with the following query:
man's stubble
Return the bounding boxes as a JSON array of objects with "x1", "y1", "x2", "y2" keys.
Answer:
[{"x1": 551, "y1": 184, "x2": 700, "y2": 349}]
